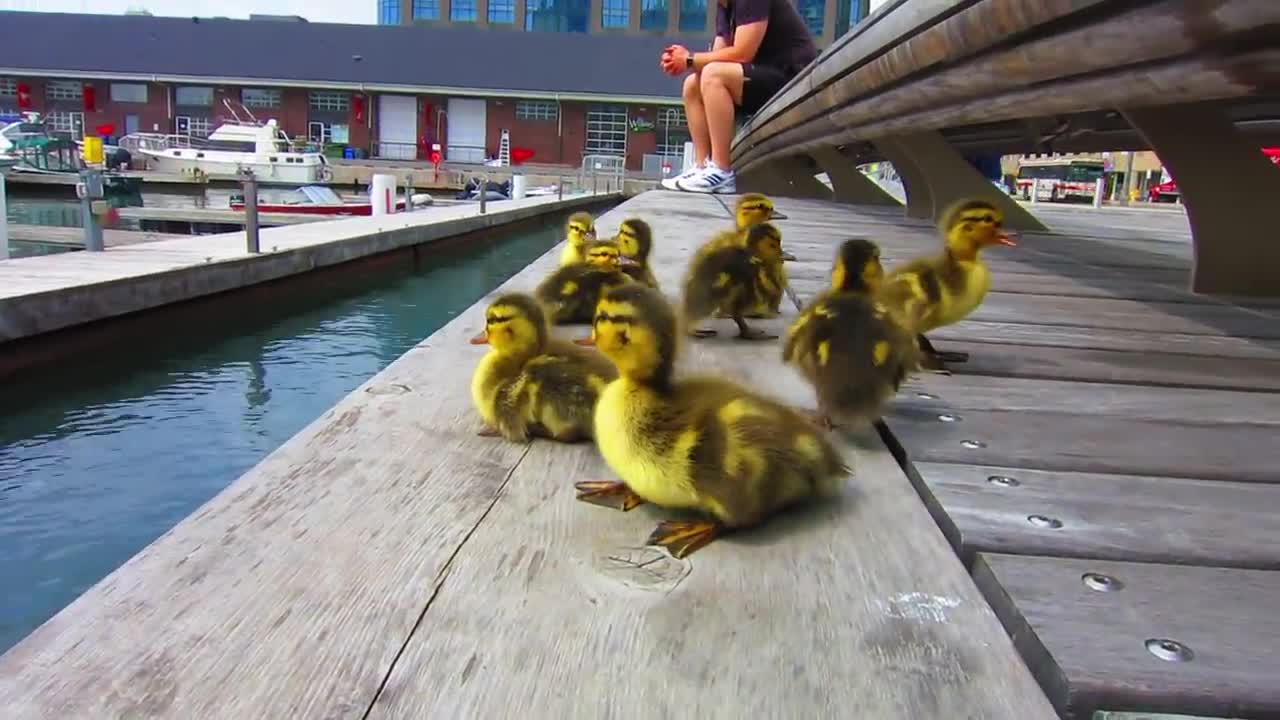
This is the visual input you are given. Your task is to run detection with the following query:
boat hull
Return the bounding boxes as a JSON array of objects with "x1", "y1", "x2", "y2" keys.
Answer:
[
  {"x1": 141, "y1": 151, "x2": 328, "y2": 184},
  {"x1": 228, "y1": 199, "x2": 409, "y2": 216}
]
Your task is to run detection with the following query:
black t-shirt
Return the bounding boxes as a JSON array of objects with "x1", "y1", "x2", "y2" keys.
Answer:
[{"x1": 715, "y1": 0, "x2": 819, "y2": 74}]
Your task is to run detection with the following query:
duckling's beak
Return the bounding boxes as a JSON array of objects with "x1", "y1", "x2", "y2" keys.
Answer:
[
  {"x1": 572, "y1": 336, "x2": 596, "y2": 346},
  {"x1": 995, "y1": 231, "x2": 1018, "y2": 247},
  {"x1": 769, "y1": 209, "x2": 788, "y2": 220},
  {"x1": 782, "y1": 250, "x2": 798, "y2": 261},
  {"x1": 469, "y1": 331, "x2": 490, "y2": 344},
  {"x1": 619, "y1": 257, "x2": 640, "y2": 266}
]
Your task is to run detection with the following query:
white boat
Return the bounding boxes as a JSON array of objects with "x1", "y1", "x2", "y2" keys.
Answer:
[{"x1": 120, "y1": 101, "x2": 331, "y2": 184}]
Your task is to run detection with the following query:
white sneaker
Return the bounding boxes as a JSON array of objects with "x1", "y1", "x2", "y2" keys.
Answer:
[
  {"x1": 677, "y1": 161, "x2": 736, "y2": 194},
  {"x1": 661, "y1": 163, "x2": 703, "y2": 191}
]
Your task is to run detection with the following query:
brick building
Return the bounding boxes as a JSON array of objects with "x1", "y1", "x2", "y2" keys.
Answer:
[{"x1": 0, "y1": 11, "x2": 706, "y2": 172}]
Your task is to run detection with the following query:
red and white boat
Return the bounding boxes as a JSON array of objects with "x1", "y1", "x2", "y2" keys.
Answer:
[{"x1": 229, "y1": 185, "x2": 433, "y2": 216}]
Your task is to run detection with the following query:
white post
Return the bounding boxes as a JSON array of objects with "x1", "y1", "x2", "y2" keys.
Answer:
[
  {"x1": 0, "y1": 170, "x2": 9, "y2": 261},
  {"x1": 1030, "y1": 178, "x2": 1039, "y2": 203},
  {"x1": 370, "y1": 173, "x2": 395, "y2": 216},
  {"x1": 1093, "y1": 176, "x2": 1105, "y2": 208}
]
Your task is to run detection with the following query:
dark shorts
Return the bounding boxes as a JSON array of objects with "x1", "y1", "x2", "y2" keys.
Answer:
[{"x1": 739, "y1": 63, "x2": 794, "y2": 115}]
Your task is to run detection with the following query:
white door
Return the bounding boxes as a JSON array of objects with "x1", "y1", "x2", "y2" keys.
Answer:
[
  {"x1": 446, "y1": 98, "x2": 487, "y2": 164},
  {"x1": 377, "y1": 95, "x2": 418, "y2": 161}
]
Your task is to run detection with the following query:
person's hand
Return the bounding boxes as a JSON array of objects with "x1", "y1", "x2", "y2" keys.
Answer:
[{"x1": 660, "y1": 44, "x2": 691, "y2": 76}]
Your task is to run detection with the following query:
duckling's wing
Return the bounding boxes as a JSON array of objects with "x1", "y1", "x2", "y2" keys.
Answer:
[
  {"x1": 809, "y1": 294, "x2": 921, "y2": 418},
  {"x1": 523, "y1": 354, "x2": 611, "y2": 435},
  {"x1": 682, "y1": 248, "x2": 756, "y2": 322}
]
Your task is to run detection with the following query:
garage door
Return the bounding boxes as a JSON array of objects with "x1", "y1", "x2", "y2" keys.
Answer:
[
  {"x1": 446, "y1": 98, "x2": 487, "y2": 164},
  {"x1": 377, "y1": 95, "x2": 418, "y2": 160}
]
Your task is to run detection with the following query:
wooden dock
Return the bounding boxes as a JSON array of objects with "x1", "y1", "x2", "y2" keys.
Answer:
[
  {"x1": 9, "y1": 223, "x2": 187, "y2": 248},
  {"x1": 113, "y1": 206, "x2": 326, "y2": 227},
  {"x1": 0, "y1": 191, "x2": 1057, "y2": 718},
  {"x1": 789, "y1": 199, "x2": 1280, "y2": 719}
]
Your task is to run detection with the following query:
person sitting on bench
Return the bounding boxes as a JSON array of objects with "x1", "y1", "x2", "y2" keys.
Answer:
[{"x1": 659, "y1": 0, "x2": 818, "y2": 194}]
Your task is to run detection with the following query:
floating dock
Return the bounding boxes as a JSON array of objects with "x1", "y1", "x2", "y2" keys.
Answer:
[
  {"x1": 9, "y1": 223, "x2": 186, "y2": 248},
  {"x1": 1, "y1": 192, "x2": 1277, "y2": 718}
]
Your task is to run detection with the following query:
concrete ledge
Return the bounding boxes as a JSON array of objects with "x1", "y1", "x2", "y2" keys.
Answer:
[{"x1": 0, "y1": 193, "x2": 618, "y2": 344}]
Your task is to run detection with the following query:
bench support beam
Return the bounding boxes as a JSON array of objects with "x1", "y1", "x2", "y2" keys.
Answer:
[
  {"x1": 1123, "y1": 103, "x2": 1280, "y2": 297},
  {"x1": 878, "y1": 131, "x2": 1047, "y2": 231},
  {"x1": 737, "y1": 155, "x2": 834, "y2": 201},
  {"x1": 873, "y1": 137, "x2": 934, "y2": 219},
  {"x1": 808, "y1": 146, "x2": 901, "y2": 206}
]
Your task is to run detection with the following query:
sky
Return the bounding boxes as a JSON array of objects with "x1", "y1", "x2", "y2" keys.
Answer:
[{"x1": 0, "y1": 0, "x2": 374, "y2": 24}]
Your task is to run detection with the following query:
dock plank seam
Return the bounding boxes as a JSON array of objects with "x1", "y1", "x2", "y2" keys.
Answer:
[{"x1": 359, "y1": 443, "x2": 532, "y2": 720}]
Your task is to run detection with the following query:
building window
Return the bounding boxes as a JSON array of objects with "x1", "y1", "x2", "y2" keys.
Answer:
[
  {"x1": 378, "y1": 0, "x2": 401, "y2": 24},
  {"x1": 175, "y1": 86, "x2": 214, "y2": 107},
  {"x1": 0, "y1": 78, "x2": 15, "y2": 97},
  {"x1": 797, "y1": 0, "x2": 824, "y2": 36},
  {"x1": 601, "y1": 0, "x2": 628, "y2": 28},
  {"x1": 46, "y1": 111, "x2": 84, "y2": 136},
  {"x1": 678, "y1": 0, "x2": 706, "y2": 32},
  {"x1": 46, "y1": 80, "x2": 83, "y2": 102},
  {"x1": 242, "y1": 88, "x2": 282, "y2": 108},
  {"x1": 525, "y1": 0, "x2": 590, "y2": 32},
  {"x1": 640, "y1": 0, "x2": 667, "y2": 30},
  {"x1": 585, "y1": 104, "x2": 627, "y2": 156},
  {"x1": 413, "y1": 0, "x2": 439, "y2": 20},
  {"x1": 834, "y1": 0, "x2": 867, "y2": 37},
  {"x1": 488, "y1": 0, "x2": 515, "y2": 23},
  {"x1": 309, "y1": 91, "x2": 350, "y2": 112},
  {"x1": 451, "y1": 0, "x2": 478, "y2": 21},
  {"x1": 515, "y1": 100, "x2": 557, "y2": 121},
  {"x1": 110, "y1": 83, "x2": 148, "y2": 104}
]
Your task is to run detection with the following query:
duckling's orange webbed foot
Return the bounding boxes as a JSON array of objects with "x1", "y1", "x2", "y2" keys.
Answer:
[
  {"x1": 574, "y1": 481, "x2": 645, "y2": 511},
  {"x1": 477, "y1": 426, "x2": 502, "y2": 437},
  {"x1": 690, "y1": 328, "x2": 718, "y2": 339},
  {"x1": 647, "y1": 520, "x2": 721, "y2": 558},
  {"x1": 732, "y1": 317, "x2": 777, "y2": 341}
]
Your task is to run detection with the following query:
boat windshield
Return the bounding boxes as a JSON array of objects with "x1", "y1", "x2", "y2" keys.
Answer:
[{"x1": 0, "y1": 123, "x2": 47, "y2": 140}]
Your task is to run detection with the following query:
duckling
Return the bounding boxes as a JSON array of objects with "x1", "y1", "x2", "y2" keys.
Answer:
[
  {"x1": 697, "y1": 194, "x2": 796, "y2": 261},
  {"x1": 558, "y1": 211, "x2": 598, "y2": 266},
  {"x1": 783, "y1": 239, "x2": 921, "y2": 430},
  {"x1": 536, "y1": 242, "x2": 633, "y2": 324},
  {"x1": 469, "y1": 292, "x2": 617, "y2": 443},
  {"x1": 682, "y1": 223, "x2": 787, "y2": 340},
  {"x1": 571, "y1": 283, "x2": 848, "y2": 558},
  {"x1": 612, "y1": 217, "x2": 659, "y2": 289},
  {"x1": 881, "y1": 199, "x2": 1016, "y2": 370}
]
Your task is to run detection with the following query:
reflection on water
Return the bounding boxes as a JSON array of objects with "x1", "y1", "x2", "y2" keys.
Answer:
[{"x1": 0, "y1": 214, "x2": 577, "y2": 652}]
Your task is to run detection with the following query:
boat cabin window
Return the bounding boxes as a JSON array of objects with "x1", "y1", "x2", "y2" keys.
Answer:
[
  {"x1": 204, "y1": 140, "x2": 258, "y2": 153},
  {"x1": 269, "y1": 157, "x2": 278, "y2": 162}
]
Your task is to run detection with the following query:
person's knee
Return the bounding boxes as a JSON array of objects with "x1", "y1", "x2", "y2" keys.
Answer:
[
  {"x1": 682, "y1": 73, "x2": 701, "y2": 101},
  {"x1": 699, "y1": 61, "x2": 737, "y2": 90}
]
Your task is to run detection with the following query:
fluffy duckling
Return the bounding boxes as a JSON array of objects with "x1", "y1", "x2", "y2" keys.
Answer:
[
  {"x1": 783, "y1": 239, "x2": 921, "y2": 430},
  {"x1": 697, "y1": 193, "x2": 796, "y2": 262},
  {"x1": 536, "y1": 242, "x2": 633, "y2": 324},
  {"x1": 613, "y1": 217, "x2": 659, "y2": 289},
  {"x1": 682, "y1": 223, "x2": 787, "y2": 340},
  {"x1": 469, "y1": 293, "x2": 617, "y2": 443},
  {"x1": 881, "y1": 199, "x2": 1016, "y2": 369},
  {"x1": 572, "y1": 283, "x2": 848, "y2": 558},
  {"x1": 558, "y1": 211, "x2": 598, "y2": 266}
]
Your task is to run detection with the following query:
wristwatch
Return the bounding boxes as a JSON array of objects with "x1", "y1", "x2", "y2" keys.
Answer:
[{"x1": 687, "y1": 52, "x2": 695, "y2": 69}]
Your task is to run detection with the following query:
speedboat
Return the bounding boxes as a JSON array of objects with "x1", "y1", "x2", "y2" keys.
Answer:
[{"x1": 229, "y1": 185, "x2": 433, "y2": 215}]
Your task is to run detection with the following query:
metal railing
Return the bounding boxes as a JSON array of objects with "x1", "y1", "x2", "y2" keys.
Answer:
[{"x1": 578, "y1": 153, "x2": 625, "y2": 194}]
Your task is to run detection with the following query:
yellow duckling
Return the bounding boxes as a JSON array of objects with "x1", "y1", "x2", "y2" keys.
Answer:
[
  {"x1": 682, "y1": 223, "x2": 787, "y2": 340},
  {"x1": 783, "y1": 239, "x2": 921, "y2": 430},
  {"x1": 536, "y1": 242, "x2": 632, "y2": 324},
  {"x1": 881, "y1": 199, "x2": 1016, "y2": 369},
  {"x1": 469, "y1": 292, "x2": 617, "y2": 443},
  {"x1": 697, "y1": 193, "x2": 796, "y2": 261},
  {"x1": 612, "y1": 217, "x2": 659, "y2": 289},
  {"x1": 558, "y1": 211, "x2": 598, "y2": 266},
  {"x1": 571, "y1": 283, "x2": 848, "y2": 558}
]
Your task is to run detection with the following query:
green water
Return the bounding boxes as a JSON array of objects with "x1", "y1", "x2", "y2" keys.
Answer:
[{"x1": 0, "y1": 210, "x2": 592, "y2": 653}]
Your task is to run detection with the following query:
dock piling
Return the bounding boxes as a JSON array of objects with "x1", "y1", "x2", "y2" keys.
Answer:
[
  {"x1": 77, "y1": 169, "x2": 105, "y2": 252},
  {"x1": 241, "y1": 170, "x2": 260, "y2": 254},
  {"x1": 557, "y1": 175, "x2": 563, "y2": 200},
  {"x1": 478, "y1": 174, "x2": 487, "y2": 215},
  {"x1": 0, "y1": 169, "x2": 9, "y2": 261}
]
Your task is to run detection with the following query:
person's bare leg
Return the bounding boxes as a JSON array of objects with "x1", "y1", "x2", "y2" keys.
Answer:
[
  {"x1": 683, "y1": 73, "x2": 711, "y2": 166},
  {"x1": 700, "y1": 61, "x2": 745, "y2": 169}
]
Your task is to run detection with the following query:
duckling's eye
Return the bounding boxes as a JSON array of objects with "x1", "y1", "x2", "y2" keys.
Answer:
[{"x1": 980, "y1": 214, "x2": 995, "y2": 224}]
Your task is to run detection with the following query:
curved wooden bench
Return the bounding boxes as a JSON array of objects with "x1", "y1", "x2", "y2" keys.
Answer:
[{"x1": 730, "y1": 0, "x2": 1280, "y2": 296}]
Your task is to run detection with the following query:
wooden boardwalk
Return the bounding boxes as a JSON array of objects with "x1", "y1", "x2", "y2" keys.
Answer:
[
  {"x1": 789, "y1": 199, "x2": 1280, "y2": 719},
  {"x1": 0, "y1": 192, "x2": 1055, "y2": 718},
  {"x1": 9, "y1": 223, "x2": 186, "y2": 248}
]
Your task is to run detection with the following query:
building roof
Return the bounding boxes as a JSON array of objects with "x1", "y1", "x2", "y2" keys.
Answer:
[{"x1": 0, "y1": 11, "x2": 686, "y2": 103}]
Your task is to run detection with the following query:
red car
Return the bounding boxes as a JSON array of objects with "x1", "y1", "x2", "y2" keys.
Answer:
[{"x1": 1150, "y1": 147, "x2": 1280, "y2": 202}]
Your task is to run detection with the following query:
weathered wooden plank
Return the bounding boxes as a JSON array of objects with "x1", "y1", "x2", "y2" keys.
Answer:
[
  {"x1": 901, "y1": 341, "x2": 1280, "y2": 392},
  {"x1": 897, "y1": 374, "x2": 1280, "y2": 425},
  {"x1": 884, "y1": 409, "x2": 1279, "y2": 483},
  {"x1": 913, "y1": 462, "x2": 1280, "y2": 569},
  {"x1": 973, "y1": 553, "x2": 1280, "y2": 719},
  {"x1": 928, "y1": 320, "x2": 1280, "y2": 360},
  {"x1": 368, "y1": 191, "x2": 1055, "y2": 717},
  {"x1": 963, "y1": 294, "x2": 1280, "y2": 339}
]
